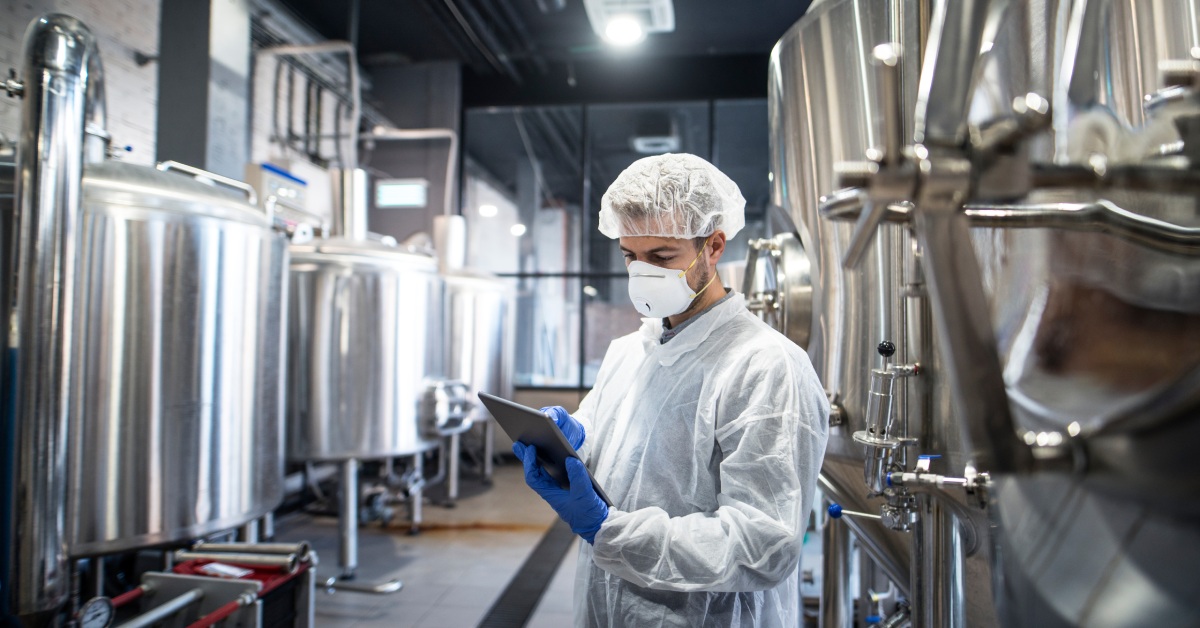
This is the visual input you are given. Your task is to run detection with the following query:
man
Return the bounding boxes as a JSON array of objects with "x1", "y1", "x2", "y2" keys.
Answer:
[{"x1": 514, "y1": 153, "x2": 829, "y2": 627}]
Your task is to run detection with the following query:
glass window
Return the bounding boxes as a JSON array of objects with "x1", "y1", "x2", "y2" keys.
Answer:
[
  {"x1": 463, "y1": 106, "x2": 584, "y2": 274},
  {"x1": 462, "y1": 99, "x2": 771, "y2": 390}
]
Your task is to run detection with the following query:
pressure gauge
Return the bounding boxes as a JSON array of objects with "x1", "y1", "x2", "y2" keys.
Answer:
[{"x1": 78, "y1": 597, "x2": 115, "y2": 628}]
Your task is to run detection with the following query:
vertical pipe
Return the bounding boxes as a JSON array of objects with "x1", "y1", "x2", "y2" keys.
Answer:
[
  {"x1": 820, "y1": 512, "x2": 854, "y2": 628},
  {"x1": 338, "y1": 459, "x2": 359, "y2": 579},
  {"x1": 261, "y1": 512, "x2": 276, "y2": 541},
  {"x1": 912, "y1": 495, "x2": 965, "y2": 627},
  {"x1": 483, "y1": 418, "x2": 495, "y2": 482},
  {"x1": 448, "y1": 433, "x2": 461, "y2": 502},
  {"x1": 409, "y1": 453, "x2": 424, "y2": 534},
  {"x1": 238, "y1": 519, "x2": 260, "y2": 544},
  {"x1": 332, "y1": 168, "x2": 369, "y2": 241},
  {"x1": 4, "y1": 14, "x2": 102, "y2": 624}
]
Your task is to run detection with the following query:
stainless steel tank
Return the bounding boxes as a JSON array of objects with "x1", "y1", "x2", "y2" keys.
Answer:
[
  {"x1": 66, "y1": 161, "x2": 289, "y2": 557},
  {"x1": 771, "y1": 0, "x2": 1200, "y2": 626},
  {"x1": 444, "y1": 271, "x2": 514, "y2": 423},
  {"x1": 286, "y1": 238, "x2": 444, "y2": 460},
  {"x1": 969, "y1": 2, "x2": 1200, "y2": 626},
  {"x1": 770, "y1": 3, "x2": 997, "y2": 624}
]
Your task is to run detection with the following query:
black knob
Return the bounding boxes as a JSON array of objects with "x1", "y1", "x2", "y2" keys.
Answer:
[{"x1": 877, "y1": 340, "x2": 896, "y2": 358}]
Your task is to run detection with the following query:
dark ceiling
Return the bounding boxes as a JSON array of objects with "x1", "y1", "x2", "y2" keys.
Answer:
[
  {"x1": 273, "y1": 0, "x2": 813, "y2": 105},
  {"x1": 275, "y1": 0, "x2": 807, "y2": 261}
]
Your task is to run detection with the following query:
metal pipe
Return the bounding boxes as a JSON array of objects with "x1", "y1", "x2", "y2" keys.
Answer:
[
  {"x1": 193, "y1": 541, "x2": 310, "y2": 558},
  {"x1": 910, "y1": 157, "x2": 1035, "y2": 474},
  {"x1": 173, "y1": 551, "x2": 298, "y2": 572},
  {"x1": 338, "y1": 459, "x2": 360, "y2": 579},
  {"x1": 913, "y1": 0, "x2": 993, "y2": 147},
  {"x1": 4, "y1": 14, "x2": 102, "y2": 623},
  {"x1": 331, "y1": 168, "x2": 369, "y2": 240},
  {"x1": 448, "y1": 433, "x2": 461, "y2": 502},
  {"x1": 117, "y1": 588, "x2": 204, "y2": 628},
  {"x1": 912, "y1": 496, "x2": 964, "y2": 628},
  {"x1": 410, "y1": 453, "x2": 424, "y2": 533},
  {"x1": 819, "y1": 506, "x2": 854, "y2": 628},
  {"x1": 238, "y1": 520, "x2": 259, "y2": 544},
  {"x1": 879, "y1": 604, "x2": 912, "y2": 628},
  {"x1": 257, "y1": 41, "x2": 360, "y2": 169},
  {"x1": 365, "y1": 126, "x2": 460, "y2": 216}
]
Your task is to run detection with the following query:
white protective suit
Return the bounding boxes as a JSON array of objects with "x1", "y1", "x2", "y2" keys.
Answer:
[{"x1": 572, "y1": 292, "x2": 830, "y2": 627}]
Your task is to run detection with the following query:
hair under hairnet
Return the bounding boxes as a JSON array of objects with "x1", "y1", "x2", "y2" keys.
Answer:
[{"x1": 598, "y1": 153, "x2": 746, "y2": 239}]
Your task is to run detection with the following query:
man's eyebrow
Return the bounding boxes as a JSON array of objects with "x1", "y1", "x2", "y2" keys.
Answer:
[{"x1": 620, "y1": 246, "x2": 679, "y2": 255}]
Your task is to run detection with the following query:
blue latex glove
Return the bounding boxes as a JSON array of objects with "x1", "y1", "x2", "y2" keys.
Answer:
[
  {"x1": 541, "y1": 406, "x2": 586, "y2": 450},
  {"x1": 513, "y1": 441, "x2": 608, "y2": 544}
]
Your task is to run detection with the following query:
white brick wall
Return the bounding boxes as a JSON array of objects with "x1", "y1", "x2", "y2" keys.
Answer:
[{"x1": 0, "y1": 0, "x2": 160, "y2": 165}]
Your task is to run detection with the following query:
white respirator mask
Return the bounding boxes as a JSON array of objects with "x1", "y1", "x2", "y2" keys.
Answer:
[{"x1": 626, "y1": 236, "x2": 717, "y2": 318}]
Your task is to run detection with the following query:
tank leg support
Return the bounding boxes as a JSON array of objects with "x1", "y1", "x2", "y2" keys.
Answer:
[{"x1": 338, "y1": 458, "x2": 359, "y2": 580}]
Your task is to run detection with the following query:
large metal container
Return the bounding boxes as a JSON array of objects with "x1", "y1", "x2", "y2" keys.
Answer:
[
  {"x1": 286, "y1": 239, "x2": 444, "y2": 460},
  {"x1": 771, "y1": 0, "x2": 1200, "y2": 626},
  {"x1": 66, "y1": 161, "x2": 289, "y2": 557},
  {"x1": 970, "y1": 2, "x2": 1200, "y2": 625},
  {"x1": 769, "y1": 4, "x2": 998, "y2": 622},
  {"x1": 444, "y1": 271, "x2": 514, "y2": 421}
]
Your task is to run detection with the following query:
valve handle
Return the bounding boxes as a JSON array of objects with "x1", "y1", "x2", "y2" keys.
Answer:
[
  {"x1": 877, "y1": 340, "x2": 896, "y2": 358},
  {"x1": 828, "y1": 503, "x2": 843, "y2": 519}
]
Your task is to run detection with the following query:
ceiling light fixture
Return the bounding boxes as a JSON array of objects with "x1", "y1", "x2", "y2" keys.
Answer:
[
  {"x1": 604, "y1": 15, "x2": 645, "y2": 46},
  {"x1": 510, "y1": 223, "x2": 527, "y2": 237},
  {"x1": 583, "y1": 0, "x2": 675, "y2": 47},
  {"x1": 479, "y1": 204, "x2": 498, "y2": 217}
]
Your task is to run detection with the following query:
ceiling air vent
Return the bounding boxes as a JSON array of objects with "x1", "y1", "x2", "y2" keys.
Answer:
[{"x1": 631, "y1": 111, "x2": 680, "y2": 154}]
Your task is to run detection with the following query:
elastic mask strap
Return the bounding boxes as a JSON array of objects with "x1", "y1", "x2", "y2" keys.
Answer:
[
  {"x1": 677, "y1": 234, "x2": 714, "y2": 279},
  {"x1": 688, "y1": 271, "x2": 719, "y2": 299},
  {"x1": 681, "y1": 234, "x2": 716, "y2": 298}
]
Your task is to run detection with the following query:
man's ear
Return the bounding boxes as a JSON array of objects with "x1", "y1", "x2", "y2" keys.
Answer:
[{"x1": 708, "y1": 230, "x2": 728, "y2": 264}]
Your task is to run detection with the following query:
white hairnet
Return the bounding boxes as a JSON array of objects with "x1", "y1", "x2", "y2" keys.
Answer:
[{"x1": 598, "y1": 153, "x2": 747, "y2": 239}]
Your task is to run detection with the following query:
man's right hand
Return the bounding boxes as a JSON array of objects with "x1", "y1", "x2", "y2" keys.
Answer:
[{"x1": 542, "y1": 406, "x2": 585, "y2": 450}]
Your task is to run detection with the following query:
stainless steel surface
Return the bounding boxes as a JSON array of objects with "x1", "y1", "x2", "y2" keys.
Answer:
[
  {"x1": 331, "y1": 168, "x2": 368, "y2": 240},
  {"x1": 444, "y1": 271, "x2": 515, "y2": 421},
  {"x1": 818, "y1": 465, "x2": 910, "y2": 597},
  {"x1": 912, "y1": 0, "x2": 993, "y2": 147},
  {"x1": 173, "y1": 551, "x2": 297, "y2": 572},
  {"x1": 775, "y1": 0, "x2": 1200, "y2": 626},
  {"x1": 139, "y1": 573, "x2": 261, "y2": 628},
  {"x1": 818, "y1": 508, "x2": 853, "y2": 628},
  {"x1": 156, "y1": 160, "x2": 258, "y2": 206},
  {"x1": 911, "y1": 495, "x2": 963, "y2": 628},
  {"x1": 771, "y1": 0, "x2": 934, "y2": 603},
  {"x1": 3, "y1": 14, "x2": 101, "y2": 621},
  {"x1": 238, "y1": 521, "x2": 260, "y2": 544},
  {"x1": 117, "y1": 589, "x2": 204, "y2": 628},
  {"x1": 978, "y1": 0, "x2": 1200, "y2": 437},
  {"x1": 68, "y1": 161, "x2": 288, "y2": 557},
  {"x1": 741, "y1": 232, "x2": 813, "y2": 348},
  {"x1": 448, "y1": 433, "x2": 461, "y2": 501},
  {"x1": 338, "y1": 459, "x2": 359, "y2": 579},
  {"x1": 286, "y1": 239, "x2": 444, "y2": 460},
  {"x1": 991, "y1": 475, "x2": 1200, "y2": 627},
  {"x1": 911, "y1": 156, "x2": 1036, "y2": 474},
  {"x1": 193, "y1": 541, "x2": 311, "y2": 558}
]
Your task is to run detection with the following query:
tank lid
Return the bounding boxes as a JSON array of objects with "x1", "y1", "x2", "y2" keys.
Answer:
[
  {"x1": 290, "y1": 236, "x2": 439, "y2": 266},
  {"x1": 82, "y1": 161, "x2": 271, "y2": 227}
]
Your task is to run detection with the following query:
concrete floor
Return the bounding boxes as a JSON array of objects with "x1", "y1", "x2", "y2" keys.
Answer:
[{"x1": 275, "y1": 463, "x2": 579, "y2": 628}]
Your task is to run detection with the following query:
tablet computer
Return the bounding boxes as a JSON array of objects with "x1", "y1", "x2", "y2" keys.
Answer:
[{"x1": 478, "y1": 392, "x2": 613, "y2": 507}]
